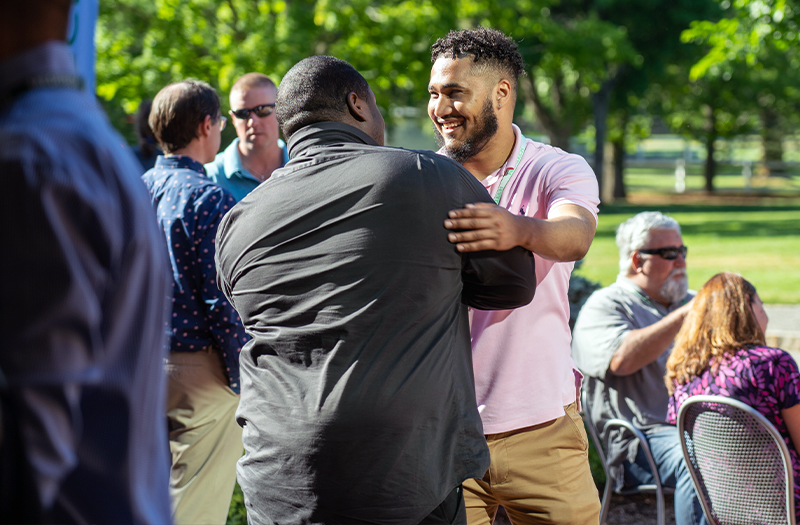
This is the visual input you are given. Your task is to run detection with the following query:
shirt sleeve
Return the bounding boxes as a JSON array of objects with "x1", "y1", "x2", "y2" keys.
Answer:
[
  {"x1": 456, "y1": 165, "x2": 537, "y2": 310},
  {"x1": 571, "y1": 289, "x2": 634, "y2": 378},
  {"x1": 772, "y1": 349, "x2": 800, "y2": 411},
  {"x1": 543, "y1": 152, "x2": 600, "y2": 225},
  {"x1": 195, "y1": 187, "x2": 248, "y2": 393}
]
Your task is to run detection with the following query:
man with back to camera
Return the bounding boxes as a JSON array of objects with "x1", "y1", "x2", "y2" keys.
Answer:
[
  {"x1": 571, "y1": 211, "x2": 707, "y2": 525},
  {"x1": 428, "y1": 27, "x2": 601, "y2": 524},
  {"x1": 214, "y1": 55, "x2": 538, "y2": 525},
  {"x1": 0, "y1": 0, "x2": 172, "y2": 523},
  {"x1": 143, "y1": 80, "x2": 248, "y2": 525},
  {"x1": 205, "y1": 72, "x2": 289, "y2": 201}
]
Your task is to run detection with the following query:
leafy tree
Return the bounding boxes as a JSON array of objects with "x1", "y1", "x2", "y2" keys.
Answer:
[
  {"x1": 655, "y1": 63, "x2": 755, "y2": 191},
  {"x1": 584, "y1": 0, "x2": 722, "y2": 199},
  {"x1": 96, "y1": 0, "x2": 451, "y2": 143},
  {"x1": 682, "y1": 0, "x2": 800, "y2": 171}
]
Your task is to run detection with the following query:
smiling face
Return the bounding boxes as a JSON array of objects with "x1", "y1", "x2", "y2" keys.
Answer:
[
  {"x1": 428, "y1": 56, "x2": 499, "y2": 163},
  {"x1": 229, "y1": 85, "x2": 279, "y2": 152}
]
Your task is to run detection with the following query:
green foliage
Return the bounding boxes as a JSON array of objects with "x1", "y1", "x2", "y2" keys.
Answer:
[
  {"x1": 227, "y1": 483, "x2": 247, "y2": 525},
  {"x1": 96, "y1": 0, "x2": 455, "y2": 142}
]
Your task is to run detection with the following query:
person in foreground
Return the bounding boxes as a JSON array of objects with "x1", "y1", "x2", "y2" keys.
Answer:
[
  {"x1": 665, "y1": 272, "x2": 800, "y2": 518},
  {"x1": 215, "y1": 55, "x2": 537, "y2": 525},
  {"x1": 428, "y1": 27, "x2": 600, "y2": 524},
  {"x1": 572, "y1": 211, "x2": 706, "y2": 525},
  {"x1": 0, "y1": 1, "x2": 172, "y2": 523},
  {"x1": 205, "y1": 72, "x2": 289, "y2": 201},
  {"x1": 143, "y1": 80, "x2": 247, "y2": 525}
]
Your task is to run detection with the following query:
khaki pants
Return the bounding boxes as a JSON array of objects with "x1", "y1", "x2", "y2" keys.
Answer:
[
  {"x1": 166, "y1": 349, "x2": 242, "y2": 525},
  {"x1": 463, "y1": 401, "x2": 601, "y2": 525}
]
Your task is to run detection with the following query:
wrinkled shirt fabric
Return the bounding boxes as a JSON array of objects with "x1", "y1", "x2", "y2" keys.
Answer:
[{"x1": 216, "y1": 122, "x2": 537, "y2": 525}]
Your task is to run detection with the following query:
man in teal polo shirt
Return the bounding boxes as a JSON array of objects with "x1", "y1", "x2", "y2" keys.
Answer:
[{"x1": 205, "y1": 73, "x2": 289, "y2": 201}]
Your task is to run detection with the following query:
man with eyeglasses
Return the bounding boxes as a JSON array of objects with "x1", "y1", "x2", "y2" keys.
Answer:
[
  {"x1": 572, "y1": 211, "x2": 707, "y2": 525},
  {"x1": 143, "y1": 79, "x2": 248, "y2": 525},
  {"x1": 205, "y1": 73, "x2": 289, "y2": 201}
]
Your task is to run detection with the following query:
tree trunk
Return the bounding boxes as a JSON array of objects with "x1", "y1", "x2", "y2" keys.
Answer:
[
  {"x1": 701, "y1": 105, "x2": 717, "y2": 192},
  {"x1": 760, "y1": 107, "x2": 784, "y2": 176},
  {"x1": 519, "y1": 74, "x2": 571, "y2": 151},
  {"x1": 612, "y1": 137, "x2": 626, "y2": 199},
  {"x1": 591, "y1": 82, "x2": 612, "y2": 201}
]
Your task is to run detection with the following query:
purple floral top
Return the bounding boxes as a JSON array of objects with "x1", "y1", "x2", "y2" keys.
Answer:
[{"x1": 667, "y1": 346, "x2": 800, "y2": 516}]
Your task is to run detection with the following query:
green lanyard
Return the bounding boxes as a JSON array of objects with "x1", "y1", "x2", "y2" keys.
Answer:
[{"x1": 492, "y1": 135, "x2": 527, "y2": 205}]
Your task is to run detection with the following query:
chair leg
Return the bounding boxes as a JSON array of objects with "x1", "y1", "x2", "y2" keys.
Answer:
[
  {"x1": 599, "y1": 479, "x2": 613, "y2": 525},
  {"x1": 655, "y1": 486, "x2": 665, "y2": 525}
]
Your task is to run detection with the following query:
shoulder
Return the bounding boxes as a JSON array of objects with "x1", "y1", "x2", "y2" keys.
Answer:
[
  {"x1": 745, "y1": 346, "x2": 799, "y2": 369},
  {"x1": 583, "y1": 281, "x2": 632, "y2": 310},
  {"x1": 521, "y1": 139, "x2": 594, "y2": 178}
]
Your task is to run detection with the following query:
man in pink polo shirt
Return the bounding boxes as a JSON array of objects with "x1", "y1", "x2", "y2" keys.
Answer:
[{"x1": 429, "y1": 27, "x2": 601, "y2": 524}]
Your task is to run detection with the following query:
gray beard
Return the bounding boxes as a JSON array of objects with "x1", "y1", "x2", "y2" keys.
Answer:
[{"x1": 660, "y1": 269, "x2": 689, "y2": 304}]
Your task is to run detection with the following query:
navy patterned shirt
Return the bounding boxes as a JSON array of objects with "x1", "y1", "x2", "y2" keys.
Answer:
[{"x1": 143, "y1": 155, "x2": 247, "y2": 393}]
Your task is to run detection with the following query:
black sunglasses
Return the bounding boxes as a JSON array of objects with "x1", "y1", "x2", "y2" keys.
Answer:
[
  {"x1": 638, "y1": 245, "x2": 688, "y2": 260},
  {"x1": 230, "y1": 103, "x2": 276, "y2": 120}
]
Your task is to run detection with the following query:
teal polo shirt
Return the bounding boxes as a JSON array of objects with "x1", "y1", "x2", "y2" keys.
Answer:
[{"x1": 205, "y1": 137, "x2": 289, "y2": 202}]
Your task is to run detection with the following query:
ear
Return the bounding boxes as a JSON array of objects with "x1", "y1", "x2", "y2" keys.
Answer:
[
  {"x1": 631, "y1": 252, "x2": 644, "y2": 273},
  {"x1": 346, "y1": 92, "x2": 368, "y2": 122},
  {"x1": 493, "y1": 78, "x2": 513, "y2": 111},
  {"x1": 197, "y1": 115, "x2": 213, "y2": 139}
]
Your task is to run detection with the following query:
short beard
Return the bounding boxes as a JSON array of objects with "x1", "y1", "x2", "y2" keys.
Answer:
[
  {"x1": 433, "y1": 95, "x2": 498, "y2": 164},
  {"x1": 660, "y1": 268, "x2": 689, "y2": 304}
]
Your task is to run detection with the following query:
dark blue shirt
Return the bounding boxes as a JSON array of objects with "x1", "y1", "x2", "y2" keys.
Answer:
[{"x1": 143, "y1": 155, "x2": 247, "y2": 393}]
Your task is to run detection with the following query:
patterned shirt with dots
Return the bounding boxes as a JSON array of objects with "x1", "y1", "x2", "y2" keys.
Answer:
[{"x1": 143, "y1": 155, "x2": 248, "y2": 393}]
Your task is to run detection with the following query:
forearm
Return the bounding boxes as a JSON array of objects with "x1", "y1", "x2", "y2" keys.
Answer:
[
  {"x1": 515, "y1": 211, "x2": 596, "y2": 262},
  {"x1": 609, "y1": 305, "x2": 690, "y2": 376}
]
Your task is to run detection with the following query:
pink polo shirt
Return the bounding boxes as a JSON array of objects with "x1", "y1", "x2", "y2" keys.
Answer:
[{"x1": 467, "y1": 125, "x2": 599, "y2": 434}]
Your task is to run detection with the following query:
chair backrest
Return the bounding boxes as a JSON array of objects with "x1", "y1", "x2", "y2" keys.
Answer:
[{"x1": 677, "y1": 395, "x2": 796, "y2": 525}]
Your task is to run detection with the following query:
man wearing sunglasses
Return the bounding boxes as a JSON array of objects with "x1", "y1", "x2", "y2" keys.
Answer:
[
  {"x1": 143, "y1": 80, "x2": 247, "y2": 525},
  {"x1": 572, "y1": 211, "x2": 707, "y2": 525},
  {"x1": 205, "y1": 72, "x2": 289, "y2": 201}
]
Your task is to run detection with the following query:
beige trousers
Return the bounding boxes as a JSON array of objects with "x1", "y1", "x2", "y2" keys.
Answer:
[
  {"x1": 463, "y1": 401, "x2": 601, "y2": 525},
  {"x1": 166, "y1": 348, "x2": 242, "y2": 525}
]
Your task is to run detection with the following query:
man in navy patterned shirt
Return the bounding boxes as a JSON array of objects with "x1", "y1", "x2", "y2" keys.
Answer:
[{"x1": 142, "y1": 80, "x2": 248, "y2": 525}]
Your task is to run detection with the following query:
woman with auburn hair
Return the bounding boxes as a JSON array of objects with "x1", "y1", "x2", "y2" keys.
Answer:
[{"x1": 665, "y1": 271, "x2": 800, "y2": 517}]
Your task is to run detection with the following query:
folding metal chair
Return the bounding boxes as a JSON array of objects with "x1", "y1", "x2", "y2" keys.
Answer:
[
  {"x1": 581, "y1": 388, "x2": 672, "y2": 525},
  {"x1": 677, "y1": 395, "x2": 796, "y2": 525}
]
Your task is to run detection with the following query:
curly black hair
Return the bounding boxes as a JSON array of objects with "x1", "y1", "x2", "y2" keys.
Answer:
[{"x1": 431, "y1": 27, "x2": 525, "y2": 86}]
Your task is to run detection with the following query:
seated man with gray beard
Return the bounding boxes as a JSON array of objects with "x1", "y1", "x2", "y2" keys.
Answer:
[{"x1": 571, "y1": 211, "x2": 707, "y2": 525}]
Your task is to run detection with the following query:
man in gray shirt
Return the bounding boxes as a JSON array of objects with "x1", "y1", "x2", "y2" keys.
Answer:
[
  {"x1": 215, "y1": 55, "x2": 536, "y2": 525},
  {"x1": 572, "y1": 211, "x2": 706, "y2": 525}
]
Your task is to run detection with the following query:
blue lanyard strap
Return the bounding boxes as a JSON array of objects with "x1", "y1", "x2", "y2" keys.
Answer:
[{"x1": 492, "y1": 135, "x2": 527, "y2": 205}]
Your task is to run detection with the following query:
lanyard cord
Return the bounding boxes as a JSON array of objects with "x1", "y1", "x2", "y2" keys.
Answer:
[{"x1": 492, "y1": 135, "x2": 527, "y2": 205}]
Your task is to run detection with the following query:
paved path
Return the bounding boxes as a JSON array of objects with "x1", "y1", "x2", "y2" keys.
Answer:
[{"x1": 765, "y1": 304, "x2": 800, "y2": 357}]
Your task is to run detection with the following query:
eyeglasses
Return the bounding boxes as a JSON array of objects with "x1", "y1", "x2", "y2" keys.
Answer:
[
  {"x1": 229, "y1": 103, "x2": 276, "y2": 120},
  {"x1": 218, "y1": 116, "x2": 227, "y2": 131},
  {"x1": 638, "y1": 245, "x2": 688, "y2": 260}
]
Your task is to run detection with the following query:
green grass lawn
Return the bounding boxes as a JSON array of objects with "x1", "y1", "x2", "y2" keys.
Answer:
[{"x1": 574, "y1": 202, "x2": 800, "y2": 304}]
